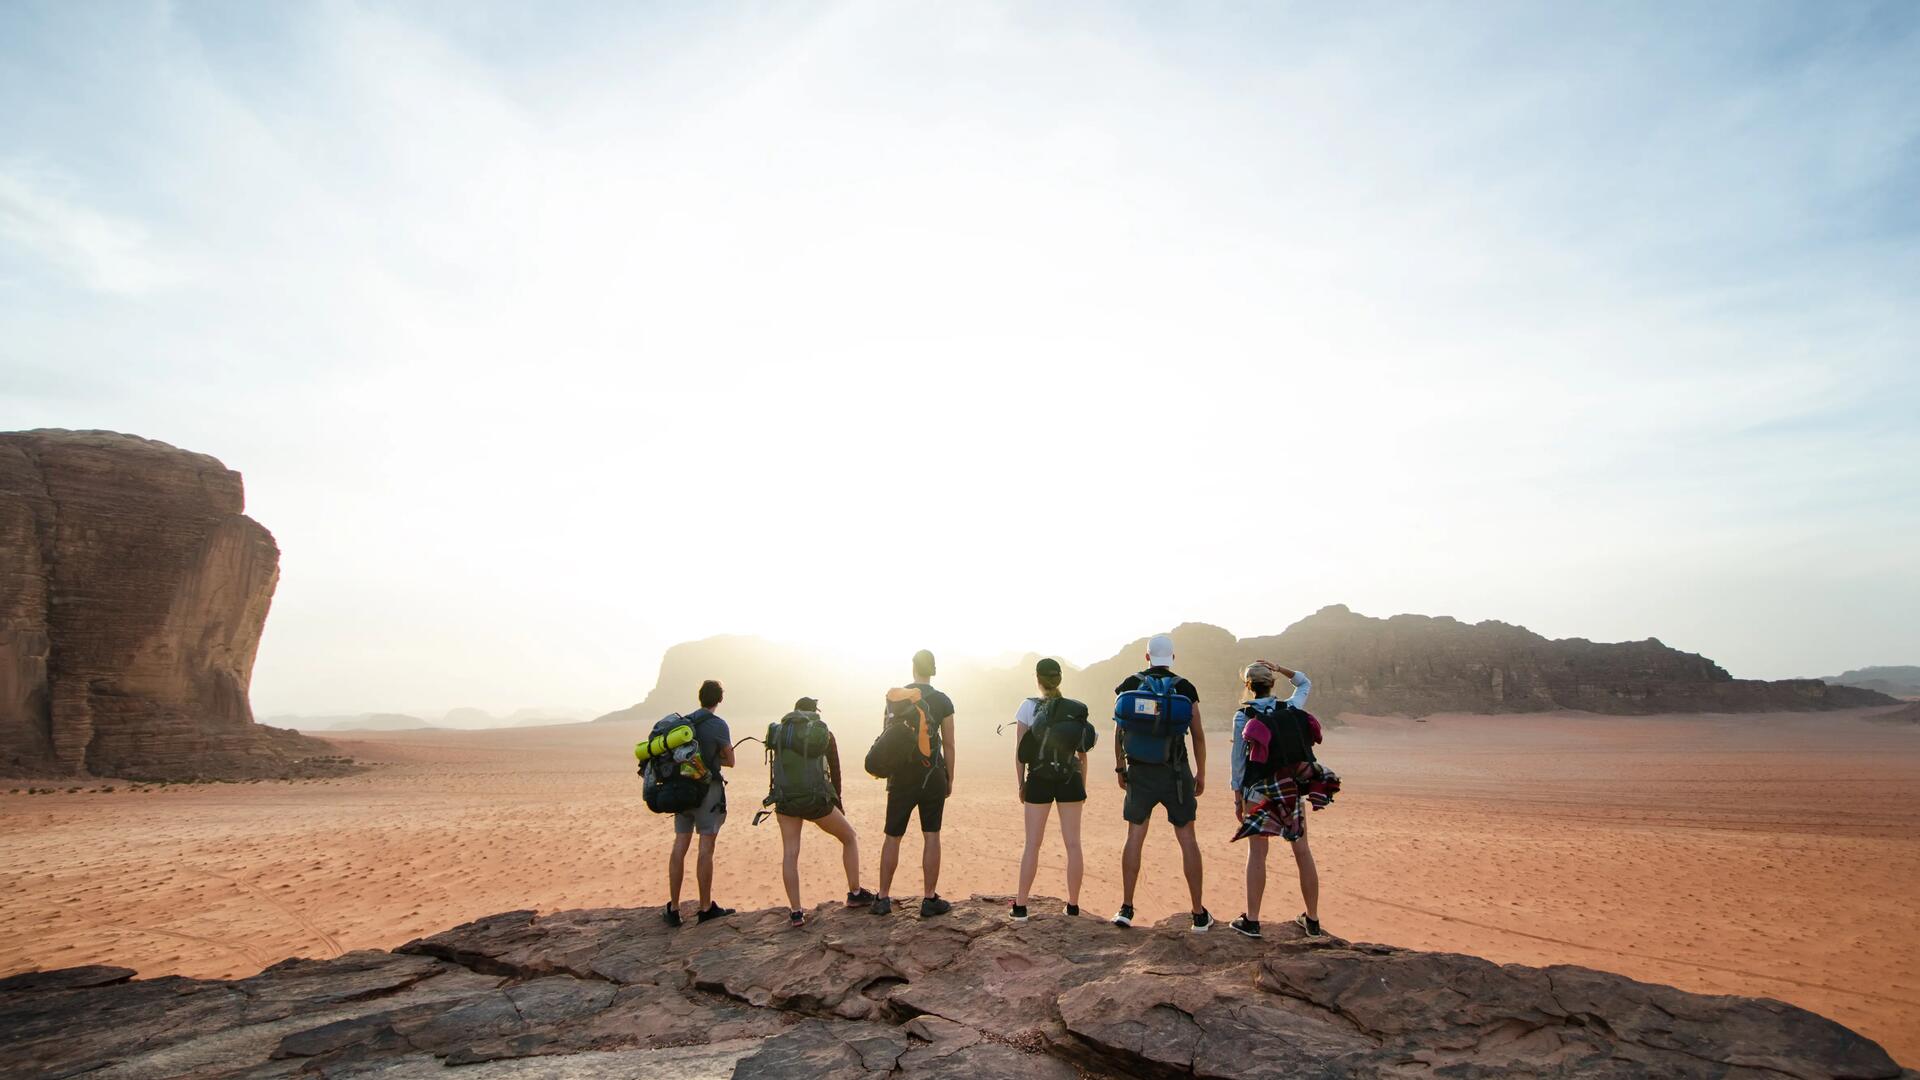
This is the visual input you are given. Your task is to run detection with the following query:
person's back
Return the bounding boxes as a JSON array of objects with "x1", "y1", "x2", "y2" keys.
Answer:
[
  {"x1": 767, "y1": 697, "x2": 875, "y2": 927},
  {"x1": 662, "y1": 680, "x2": 734, "y2": 928},
  {"x1": 1111, "y1": 633, "x2": 1212, "y2": 931},
  {"x1": 875, "y1": 649, "x2": 957, "y2": 918}
]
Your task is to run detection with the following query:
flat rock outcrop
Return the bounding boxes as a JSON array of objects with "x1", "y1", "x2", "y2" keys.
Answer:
[
  {"x1": 1079, "y1": 607, "x2": 1899, "y2": 720},
  {"x1": 0, "y1": 898, "x2": 1905, "y2": 1078},
  {"x1": 0, "y1": 429, "x2": 340, "y2": 779}
]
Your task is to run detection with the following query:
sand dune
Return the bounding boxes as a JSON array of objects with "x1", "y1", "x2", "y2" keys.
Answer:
[{"x1": 2, "y1": 708, "x2": 1916, "y2": 1064}]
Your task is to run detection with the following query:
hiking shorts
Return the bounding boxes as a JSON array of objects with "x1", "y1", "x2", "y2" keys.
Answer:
[
  {"x1": 1022, "y1": 765, "x2": 1087, "y2": 805},
  {"x1": 883, "y1": 770, "x2": 949, "y2": 836},
  {"x1": 1122, "y1": 763, "x2": 1197, "y2": 827},
  {"x1": 673, "y1": 780, "x2": 727, "y2": 835}
]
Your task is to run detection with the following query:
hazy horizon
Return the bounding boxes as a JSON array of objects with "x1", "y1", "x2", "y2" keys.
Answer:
[{"x1": 4, "y1": 3, "x2": 1917, "y2": 716}]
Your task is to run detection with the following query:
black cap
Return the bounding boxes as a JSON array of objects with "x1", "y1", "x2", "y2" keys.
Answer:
[
  {"x1": 1035, "y1": 657, "x2": 1062, "y2": 678},
  {"x1": 794, "y1": 696, "x2": 819, "y2": 712}
]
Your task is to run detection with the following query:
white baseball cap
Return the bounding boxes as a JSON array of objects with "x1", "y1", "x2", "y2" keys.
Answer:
[{"x1": 1147, "y1": 633, "x2": 1175, "y2": 666}]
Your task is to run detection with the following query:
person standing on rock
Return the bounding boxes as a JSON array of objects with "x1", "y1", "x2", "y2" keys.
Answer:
[
  {"x1": 1229, "y1": 661, "x2": 1339, "y2": 938},
  {"x1": 874, "y1": 649, "x2": 957, "y2": 919},
  {"x1": 1011, "y1": 657, "x2": 1095, "y2": 921},
  {"x1": 766, "y1": 697, "x2": 877, "y2": 928},
  {"x1": 665, "y1": 679, "x2": 736, "y2": 927},
  {"x1": 1111, "y1": 633, "x2": 1213, "y2": 931}
]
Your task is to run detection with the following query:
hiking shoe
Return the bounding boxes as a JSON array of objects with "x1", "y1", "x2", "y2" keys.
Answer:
[
  {"x1": 920, "y1": 896, "x2": 952, "y2": 918},
  {"x1": 847, "y1": 888, "x2": 876, "y2": 907},
  {"x1": 662, "y1": 905, "x2": 682, "y2": 928},
  {"x1": 1296, "y1": 913, "x2": 1323, "y2": 937},
  {"x1": 1231, "y1": 915, "x2": 1262, "y2": 939},
  {"x1": 1010, "y1": 904, "x2": 1029, "y2": 923},
  {"x1": 788, "y1": 910, "x2": 805, "y2": 928},
  {"x1": 870, "y1": 896, "x2": 893, "y2": 916},
  {"x1": 1191, "y1": 909, "x2": 1215, "y2": 933},
  {"x1": 696, "y1": 903, "x2": 734, "y2": 924},
  {"x1": 1111, "y1": 904, "x2": 1134, "y2": 928},
  {"x1": 1065, "y1": 904, "x2": 1079, "y2": 917}
]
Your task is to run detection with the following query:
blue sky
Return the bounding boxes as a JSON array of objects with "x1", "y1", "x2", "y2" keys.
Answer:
[{"x1": 3, "y1": 2, "x2": 1916, "y2": 715}]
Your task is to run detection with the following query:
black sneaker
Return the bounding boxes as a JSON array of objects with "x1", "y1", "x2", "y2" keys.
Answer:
[
  {"x1": 870, "y1": 896, "x2": 893, "y2": 916},
  {"x1": 1191, "y1": 909, "x2": 1215, "y2": 933},
  {"x1": 696, "y1": 903, "x2": 734, "y2": 924},
  {"x1": 662, "y1": 904, "x2": 682, "y2": 928},
  {"x1": 1230, "y1": 914, "x2": 1262, "y2": 939},
  {"x1": 847, "y1": 888, "x2": 876, "y2": 908},
  {"x1": 920, "y1": 895, "x2": 952, "y2": 917},
  {"x1": 1296, "y1": 913, "x2": 1323, "y2": 937},
  {"x1": 1111, "y1": 904, "x2": 1134, "y2": 928},
  {"x1": 1010, "y1": 904, "x2": 1029, "y2": 923},
  {"x1": 788, "y1": 909, "x2": 805, "y2": 928},
  {"x1": 1065, "y1": 904, "x2": 1080, "y2": 917}
]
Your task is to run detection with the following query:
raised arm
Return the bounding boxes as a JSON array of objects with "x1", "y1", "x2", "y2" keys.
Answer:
[{"x1": 1284, "y1": 669, "x2": 1311, "y2": 710}]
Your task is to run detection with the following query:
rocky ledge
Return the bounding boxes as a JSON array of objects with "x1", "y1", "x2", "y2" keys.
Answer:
[{"x1": 0, "y1": 899, "x2": 1908, "y2": 1080}]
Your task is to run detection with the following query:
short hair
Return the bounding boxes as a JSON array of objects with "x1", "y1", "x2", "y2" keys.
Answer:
[
  {"x1": 912, "y1": 649, "x2": 936, "y2": 679},
  {"x1": 1247, "y1": 675, "x2": 1276, "y2": 695},
  {"x1": 698, "y1": 679, "x2": 723, "y2": 709}
]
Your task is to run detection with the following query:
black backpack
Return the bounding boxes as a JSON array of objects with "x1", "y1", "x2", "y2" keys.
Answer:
[
  {"x1": 1242, "y1": 699, "x2": 1316, "y2": 785},
  {"x1": 642, "y1": 713, "x2": 712, "y2": 814},
  {"x1": 1019, "y1": 696, "x2": 1096, "y2": 780}
]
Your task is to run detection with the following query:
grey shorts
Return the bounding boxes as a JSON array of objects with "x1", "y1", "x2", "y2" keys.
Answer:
[
  {"x1": 1122, "y1": 762, "x2": 1197, "y2": 827},
  {"x1": 673, "y1": 780, "x2": 727, "y2": 835}
]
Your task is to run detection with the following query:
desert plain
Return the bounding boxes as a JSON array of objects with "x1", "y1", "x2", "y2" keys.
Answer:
[{"x1": 2, "y1": 707, "x2": 1916, "y2": 1066}]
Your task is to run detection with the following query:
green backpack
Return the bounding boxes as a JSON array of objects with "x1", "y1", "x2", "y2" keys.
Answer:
[{"x1": 762, "y1": 711, "x2": 836, "y2": 821}]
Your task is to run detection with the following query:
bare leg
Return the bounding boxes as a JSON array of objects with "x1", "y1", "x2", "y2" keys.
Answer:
[
  {"x1": 814, "y1": 808, "x2": 862, "y2": 893},
  {"x1": 879, "y1": 834, "x2": 902, "y2": 897},
  {"x1": 922, "y1": 831, "x2": 941, "y2": 896},
  {"x1": 1120, "y1": 822, "x2": 1149, "y2": 906},
  {"x1": 1174, "y1": 822, "x2": 1205, "y2": 913},
  {"x1": 1017, "y1": 802, "x2": 1049, "y2": 906},
  {"x1": 695, "y1": 832, "x2": 717, "y2": 909},
  {"x1": 668, "y1": 832, "x2": 692, "y2": 908},
  {"x1": 1245, "y1": 835, "x2": 1269, "y2": 921},
  {"x1": 1057, "y1": 800, "x2": 1085, "y2": 907},
  {"x1": 1291, "y1": 834, "x2": 1319, "y2": 920},
  {"x1": 777, "y1": 814, "x2": 803, "y2": 911}
]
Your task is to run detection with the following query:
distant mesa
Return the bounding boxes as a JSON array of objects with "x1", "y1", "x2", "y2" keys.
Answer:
[
  {"x1": 1870, "y1": 700, "x2": 1920, "y2": 724},
  {"x1": 601, "y1": 603, "x2": 1897, "y2": 727},
  {"x1": 270, "y1": 713, "x2": 438, "y2": 733},
  {"x1": 1815, "y1": 665, "x2": 1920, "y2": 700},
  {"x1": 0, "y1": 430, "x2": 346, "y2": 780}
]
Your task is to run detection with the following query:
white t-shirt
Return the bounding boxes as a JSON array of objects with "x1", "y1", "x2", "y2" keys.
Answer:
[{"x1": 1013, "y1": 697, "x2": 1038, "y2": 730}]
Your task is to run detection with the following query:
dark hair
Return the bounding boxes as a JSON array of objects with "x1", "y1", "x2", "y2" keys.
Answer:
[
  {"x1": 1247, "y1": 675, "x2": 1275, "y2": 697},
  {"x1": 1037, "y1": 669, "x2": 1063, "y2": 700},
  {"x1": 698, "y1": 680, "x2": 723, "y2": 709}
]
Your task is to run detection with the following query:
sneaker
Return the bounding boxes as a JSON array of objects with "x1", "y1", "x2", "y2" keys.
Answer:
[
  {"x1": 1191, "y1": 908, "x2": 1215, "y2": 933},
  {"x1": 1065, "y1": 904, "x2": 1079, "y2": 917},
  {"x1": 696, "y1": 903, "x2": 735, "y2": 924},
  {"x1": 920, "y1": 895, "x2": 952, "y2": 918},
  {"x1": 1010, "y1": 904, "x2": 1029, "y2": 923},
  {"x1": 1296, "y1": 913, "x2": 1323, "y2": 937},
  {"x1": 847, "y1": 888, "x2": 876, "y2": 908},
  {"x1": 870, "y1": 896, "x2": 893, "y2": 916},
  {"x1": 1230, "y1": 914, "x2": 1262, "y2": 939},
  {"x1": 662, "y1": 904, "x2": 682, "y2": 928},
  {"x1": 788, "y1": 909, "x2": 805, "y2": 928},
  {"x1": 1111, "y1": 904, "x2": 1134, "y2": 928}
]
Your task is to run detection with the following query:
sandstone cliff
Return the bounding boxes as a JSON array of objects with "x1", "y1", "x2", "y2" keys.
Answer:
[
  {"x1": 1077, "y1": 606, "x2": 1898, "y2": 720},
  {"x1": 0, "y1": 429, "x2": 339, "y2": 779},
  {"x1": 0, "y1": 897, "x2": 1904, "y2": 1078}
]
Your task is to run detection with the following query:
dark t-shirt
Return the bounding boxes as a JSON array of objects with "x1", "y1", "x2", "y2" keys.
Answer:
[
  {"x1": 684, "y1": 708, "x2": 731, "y2": 779},
  {"x1": 888, "y1": 682, "x2": 955, "y2": 791},
  {"x1": 1114, "y1": 667, "x2": 1197, "y2": 772}
]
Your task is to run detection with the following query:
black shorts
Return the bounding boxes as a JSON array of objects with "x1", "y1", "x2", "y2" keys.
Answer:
[
  {"x1": 884, "y1": 769, "x2": 948, "y2": 836},
  {"x1": 1122, "y1": 762, "x2": 1197, "y2": 827},
  {"x1": 1022, "y1": 764, "x2": 1087, "y2": 804}
]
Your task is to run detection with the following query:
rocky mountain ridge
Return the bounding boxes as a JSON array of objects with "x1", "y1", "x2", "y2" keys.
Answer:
[
  {"x1": 0, "y1": 430, "x2": 341, "y2": 780},
  {"x1": 0, "y1": 897, "x2": 1904, "y2": 1079}
]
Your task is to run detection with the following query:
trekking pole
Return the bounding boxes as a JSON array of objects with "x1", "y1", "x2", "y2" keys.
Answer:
[{"x1": 732, "y1": 736, "x2": 763, "y2": 750}]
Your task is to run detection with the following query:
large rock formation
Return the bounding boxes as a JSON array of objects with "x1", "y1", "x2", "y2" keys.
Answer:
[
  {"x1": 0, "y1": 429, "x2": 339, "y2": 779},
  {"x1": 1819, "y1": 665, "x2": 1920, "y2": 699},
  {"x1": 1078, "y1": 607, "x2": 1899, "y2": 720},
  {"x1": 0, "y1": 898, "x2": 1905, "y2": 1078}
]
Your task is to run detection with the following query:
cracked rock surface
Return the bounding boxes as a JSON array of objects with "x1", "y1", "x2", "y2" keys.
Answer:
[{"x1": 0, "y1": 898, "x2": 1907, "y2": 1078}]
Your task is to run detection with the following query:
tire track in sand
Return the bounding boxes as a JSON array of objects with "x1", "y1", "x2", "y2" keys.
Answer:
[
  {"x1": 1343, "y1": 889, "x2": 1920, "y2": 1010},
  {"x1": 191, "y1": 868, "x2": 345, "y2": 958}
]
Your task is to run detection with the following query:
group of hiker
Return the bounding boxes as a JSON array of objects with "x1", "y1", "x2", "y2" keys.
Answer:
[{"x1": 635, "y1": 635, "x2": 1341, "y2": 938}]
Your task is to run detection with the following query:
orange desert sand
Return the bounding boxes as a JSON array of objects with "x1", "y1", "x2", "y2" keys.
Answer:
[{"x1": 3, "y1": 709, "x2": 1916, "y2": 1064}]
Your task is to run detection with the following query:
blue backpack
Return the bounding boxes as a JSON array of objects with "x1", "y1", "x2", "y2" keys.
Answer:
[{"x1": 1114, "y1": 673, "x2": 1193, "y2": 765}]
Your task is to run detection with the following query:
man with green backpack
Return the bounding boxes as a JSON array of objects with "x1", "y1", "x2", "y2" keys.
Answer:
[{"x1": 638, "y1": 680, "x2": 735, "y2": 928}]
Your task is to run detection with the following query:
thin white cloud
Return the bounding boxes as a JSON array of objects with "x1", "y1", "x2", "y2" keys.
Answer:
[{"x1": 0, "y1": 167, "x2": 182, "y2": 294}]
